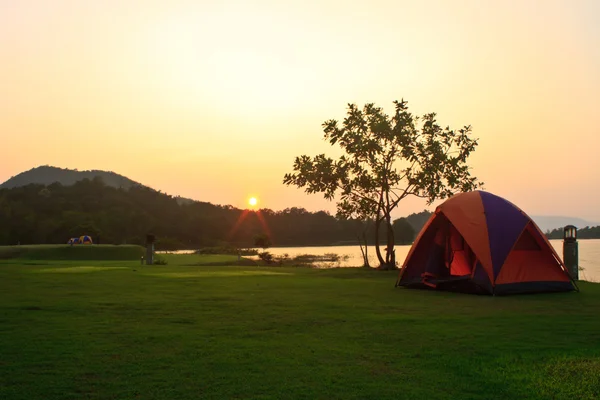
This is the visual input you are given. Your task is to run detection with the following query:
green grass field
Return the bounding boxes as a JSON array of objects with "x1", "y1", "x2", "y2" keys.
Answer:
[
  {"x1": 0, "y1": 244, "x2": 145, "y2": 261},
  {"x1": 1, "y1": 255, "x2": 599, "y2": 399}
]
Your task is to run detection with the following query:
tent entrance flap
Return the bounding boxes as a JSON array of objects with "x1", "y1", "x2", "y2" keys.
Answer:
[{"x1": 443, "y1": 222, "x2": 476, "y2": 277}]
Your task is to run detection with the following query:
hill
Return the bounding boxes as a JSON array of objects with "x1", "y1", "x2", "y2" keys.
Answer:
[
  {"x1": 0, "y1": 166, "x2": 142, "y2": 190},
  {"x1": 0, "y1": 178, "x2": 376, "y2": 248},
  {"x1": 401, "y1": 211, "x2": 598, "y2": 237},
  {"x1": 530, "y1": 215, "x2": 599, "y2": 233},
  {"x1": 2, "y1": 166, "x2": 597, "y2": 245}
]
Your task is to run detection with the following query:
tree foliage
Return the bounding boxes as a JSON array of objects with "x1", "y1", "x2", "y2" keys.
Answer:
[
  {"x1": 392, "y1": 218, "x2": 416, "y2": 245},
  {"x1": 254, "y1": 233, "x2": 272, "y2": 249},
  {"x1": 546, "y1": 226, "x2": 600, "y2": 240},
  {"x1": 405, "y1": 210, "x2": 433, "y2": 234},
  {"x1": 284, "y1": 100, "x2": 482, "y2": 268}
]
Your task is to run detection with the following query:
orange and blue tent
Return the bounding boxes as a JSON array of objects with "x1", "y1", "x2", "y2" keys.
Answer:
[
  {"x1": 396, "y1": 191, "x2": 576, "y2": 295},
  {"x1": 79, "y1": 235, "x2": 93, "y2": 245}
]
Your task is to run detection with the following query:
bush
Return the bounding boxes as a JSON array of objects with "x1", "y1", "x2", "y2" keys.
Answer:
[
  {"x1": 195, "y1": 246, "x2": 258, "y2": 256},
  {"x1": 258, "y1": 251, "x2": 274, "y2": 264},
  {"x1": 153, "y1": 254, "x2": 168, "y2": 265},
  {"x1": 254, "y1": 233, "x2": 272, "y2": 250},
  {"x1": 293, "y1": 253, "x2": 342, "y2": 263}
]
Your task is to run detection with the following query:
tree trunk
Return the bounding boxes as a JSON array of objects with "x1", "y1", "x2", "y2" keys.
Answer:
[
  {"x1": 363, "y1": 232, "x2": 369, "y2": 267},
  {"x1": 380, "y1": 214, "x2": 396, "y2": 270},
  {"x1": 386, "y1": 217, "x2": 396, "y2": 268},
  {"x1": 358, "y1": 235, "x2": 366, "y2": 266},
  {"x1": 357, "y1": 231, "x2": 370, "y2": 268},
  {"x1": 374, "y1": 216, "x2": 385, "y2": 267},
  {"x1": 385, "y1": 215, "x2": 391, "y2": 265}
]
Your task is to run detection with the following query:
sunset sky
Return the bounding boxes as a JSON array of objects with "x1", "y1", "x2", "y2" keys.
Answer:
[{"x1": 1, "y1": 0, "x2": 599, "y2": 220}]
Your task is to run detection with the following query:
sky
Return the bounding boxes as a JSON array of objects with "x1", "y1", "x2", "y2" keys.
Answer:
[{"x1": 1, "y1": 0, "x2": 599, "y2": 221}]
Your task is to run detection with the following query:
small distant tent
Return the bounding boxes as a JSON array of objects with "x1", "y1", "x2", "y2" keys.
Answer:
[
  {"x1": 79, "y1": 235, "x2": 93, "y2": 245},
  {"x1": 396, "y1": 191, "x2": 576, "y2": 295},
  {"x1": 67, "y1": 238, "x2": 79, "y2": 245}
]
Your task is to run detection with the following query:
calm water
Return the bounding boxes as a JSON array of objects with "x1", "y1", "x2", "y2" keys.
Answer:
[
  {"x1": 167, "y1": 239, "x2": 600, "y2": 282},
  {"x1": 261, "y1": 239, "x2": 600, "y2": 282}
]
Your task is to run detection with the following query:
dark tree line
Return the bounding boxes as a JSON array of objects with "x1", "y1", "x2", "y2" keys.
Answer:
[
  {"x1": 546, "y1": 226, "x2": 600, "y2": 240},
  {"x1": 0, "y1": 178, "x2": 421, "y2": 249}
]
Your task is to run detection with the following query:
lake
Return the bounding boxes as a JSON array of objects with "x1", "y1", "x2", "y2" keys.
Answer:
[
  {"x1": 259, "y1": 239, "x2": 600, "y2": 283},
  {"x1": 165, "y1": 239, "x2": 600, "y2": 282}
]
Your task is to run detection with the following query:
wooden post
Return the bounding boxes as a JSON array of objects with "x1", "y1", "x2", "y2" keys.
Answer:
[
  {"x1": 563, "y1": 225, "x2": 578, "y2": 280},
  {"x1": 146, "y1": 234, "x2": 155, "y2": 265}
]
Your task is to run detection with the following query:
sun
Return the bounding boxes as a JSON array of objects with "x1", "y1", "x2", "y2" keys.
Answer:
[{"x1": 248, "y1": 197, "x2": 258, "y2": 207}]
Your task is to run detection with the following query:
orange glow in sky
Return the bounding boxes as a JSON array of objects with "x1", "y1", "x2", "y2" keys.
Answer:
[{"x1": 1, "y1": 0, "x2": 599, "y2": 220}]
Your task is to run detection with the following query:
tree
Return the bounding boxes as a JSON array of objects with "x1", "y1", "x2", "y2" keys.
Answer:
[
  {"x1": 405, "y1": 210, "x2": 433, "y2": 233},
  {"x1": 392, "y1": 218, "x2": 415, "y2": 245},
  {"x1": 254, "y1": 233, "x2": 272, "y2": 250},
  {"x1": 283, "y1": 99, "x2": 482, "y2": 269}
]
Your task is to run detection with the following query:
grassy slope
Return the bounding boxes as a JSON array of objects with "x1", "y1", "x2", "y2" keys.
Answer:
[{"x1": 0, "y1": 259, "x2": 599, "y2": 400}]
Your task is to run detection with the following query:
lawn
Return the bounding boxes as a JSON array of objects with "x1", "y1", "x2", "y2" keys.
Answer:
[
  {"x1": 0, "y1": 256, "x2": 599, "y2": 399},
  {"x1": 0, "y1": 244, "x2": 145, "y2": 261}
]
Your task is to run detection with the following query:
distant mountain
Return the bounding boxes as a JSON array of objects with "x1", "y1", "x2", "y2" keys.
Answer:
[
  {"x1": 0, "y1": 166, "x2": 142, "y2": 190},
  {"x1": 530, "y1": 216, "x2": 599, "y2": 233},
  {"x1": 3, "y1": 167, "x2": 596, "y2": 235},
  {"x1": 399, "y1": 210, "x2": 596, "y2": 235}
]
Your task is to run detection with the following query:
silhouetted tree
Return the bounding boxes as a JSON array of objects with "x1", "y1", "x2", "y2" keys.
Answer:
[
  {"x1": 546, "y1": 226, "x2": 600, "y2": 240},
  {"x1": 405, "y1": 210, "x2": 433, "y2": 233},
  {"x1": 254, "y1": 233, "x2": 272, "y2": 249},
  {"x1": 284, "y1": 99, "x2": 482, "y2": 269},
  {"x1": 392, "y1": 217, "x2": 415, "y2": 244}
]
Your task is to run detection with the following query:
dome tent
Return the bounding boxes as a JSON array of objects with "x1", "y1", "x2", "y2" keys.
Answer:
[
  {"x1": 396, "y1": 191, "x2": 576, "y2": 295},
  {"x1": 79, "y1": 235, "x2": 93, "y2": 245}
]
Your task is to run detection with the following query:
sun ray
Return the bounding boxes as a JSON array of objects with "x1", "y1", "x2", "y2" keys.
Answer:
[{"x1": 227, "y1": 209, "x2": 251, "y2": 241}]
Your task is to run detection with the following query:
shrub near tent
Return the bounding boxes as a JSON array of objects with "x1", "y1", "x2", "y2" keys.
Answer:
[{"x1": 396, "y1": 191, "x2": 576, "y2": 295}]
